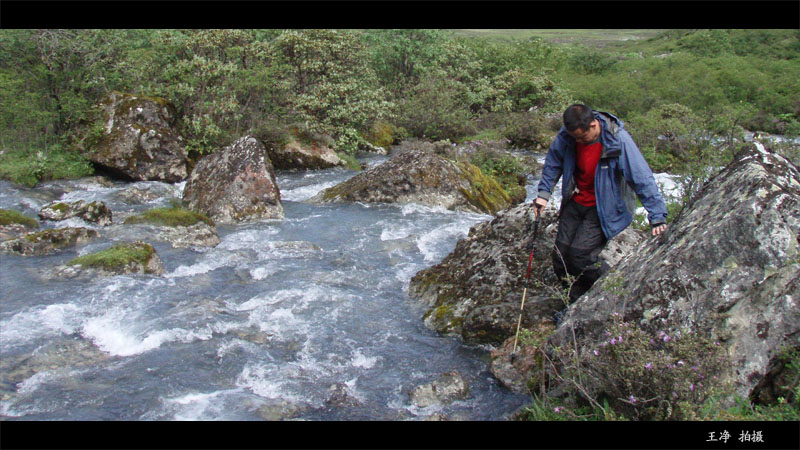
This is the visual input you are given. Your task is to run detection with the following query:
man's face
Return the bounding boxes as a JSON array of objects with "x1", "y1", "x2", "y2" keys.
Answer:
[{"x1": 567, "y1": 119, "x2": 601, "y2": 144}]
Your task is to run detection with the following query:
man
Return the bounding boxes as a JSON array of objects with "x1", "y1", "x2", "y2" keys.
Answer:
[{"x1": 534, "y1": 104, "x2": 668, "y2": 303}]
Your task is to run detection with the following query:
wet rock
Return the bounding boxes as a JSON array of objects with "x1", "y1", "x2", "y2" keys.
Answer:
[
  {"x1": 39, "y1": 200, "x2": 113, "y2": 226},
  {"x1": 310, "y1": 149, "x2": 512, "y2": 215},
  {"x1": 183, "y1": 136, "x2": 284, "y2": 224},
  {"x1": 409, "y1": 371, "x2": 469, "y2": 408},
  {"x1": 80, "y1": 92, "x2": 189, "y2": 182},
  {"x1": 256, "y1": 399, "x2": 308, "y2": 421},
  {"x1": 267, "y1": 138, "x2": 345, "y2": 170},
  {"x1": 53, "y1": 241, "x2": 165, "y2": 278},
  {"x1": 0, "y1": 227, "x2": 98, "y2": 256},
  {"x1": 116, "y1": 185, "x2": 167, "y2": 204},
  {"x1": 0, "y1": 338, "x2": 112, "y2": 398},
  {"x1": 152, "y1": 223, "x2": 220, "y2": 248},
  {"x1": 548, "y1": 142, "x2": 800, "y2": 403},
  {"x1": 325, "y1": 383, "x2": 362, "y2": 408},
  {"x1": 408, "y1": 201, "x2": 645, "y2": 343}
]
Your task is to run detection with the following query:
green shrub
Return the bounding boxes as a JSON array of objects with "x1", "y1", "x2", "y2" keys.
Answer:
[
  {"x1": 395, "y1": 74, "x2": 476, "y2": 141},
  {"x1": 0, "y1": 147, "x2": 94, "y2": 187}
]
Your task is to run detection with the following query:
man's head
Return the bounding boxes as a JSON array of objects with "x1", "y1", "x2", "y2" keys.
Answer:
[{"x1": 563, "y1": 104, "x2": 600, "y2": 144}]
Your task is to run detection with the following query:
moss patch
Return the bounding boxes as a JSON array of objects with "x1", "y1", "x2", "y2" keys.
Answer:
[
  {"x1": 457, "y1": 161, "x2": 512, "y2": 215},
  {"x1": 123, "y1": 206, "x2": 214, "y2": 227},
  {"x1": 0, "y1": 209, "x2": 39, "y2": 228},
  {"x1": 67, "y1": 242, "x2": 156, "y2": 271}
]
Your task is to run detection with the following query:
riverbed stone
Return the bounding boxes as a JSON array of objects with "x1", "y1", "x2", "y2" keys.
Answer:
[
  {"x1": 409, "y1": 371, "x2": 470, "y2": 408},
  {"x1": 183, "y1": 136, "x2": 284, "y2": 224},
  {"x1": 81, "y1": 92, "x2": 189, "y2": 182},
  {"x1": 547, "y1": 142, "x2": 800, "y2": 404},
  {"x1": 0, "y1": 227, "x2": 99, "y2": 256},
  {"x1": 39, "y1": 200, "x2": 113, "y2": 226},
  {"x1": 310, "y1": 149, "x2": 512, "y2": 215},
  {"x1": 54, "y1": 241, "x2": 165, "y2": 278}
]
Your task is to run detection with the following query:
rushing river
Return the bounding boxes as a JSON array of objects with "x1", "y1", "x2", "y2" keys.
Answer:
[{"x1": 0, "y1": 153, "x2": 536, "y2": 421}]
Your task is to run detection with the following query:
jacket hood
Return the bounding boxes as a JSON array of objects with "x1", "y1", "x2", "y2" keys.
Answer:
[{"x1": 594, "y1": 110, "x2": 624, "y2": 157}]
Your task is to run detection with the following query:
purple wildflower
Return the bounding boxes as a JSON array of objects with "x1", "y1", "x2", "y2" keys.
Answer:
[
  {"x1": 663, "y1": 335, "x2": 671, "y2": 343},
  {"x1": 629, "y1": 395, "x2": 637, "y2": 404},
  {"x1": 645, "y1": 362, "x2": 653, "y2": 371},
  {"x1": 554, "y1": 407, "x2": 562, "y2": 413},
  {"x1": 618, "y1": 335, "x2": 623, "y2": 343},
  {"x1": 677, "y1": 360, "x2": 685, "y2": 366},
  {"x1": 610, "y1": 338, "x2": 617, "y2": 345},
  {"x1": 658, "y1": 331, "x2": 665, "y2": 338},
  {"x1": 689, "y1": 384, "x2": 695, "y2": 392},
  {"x1": 593, "y1": 349, "x2": 599, "y2": 356}
]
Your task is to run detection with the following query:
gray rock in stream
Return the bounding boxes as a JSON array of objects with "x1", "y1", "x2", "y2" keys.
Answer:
[
  {"x1": 409, "y1": 371, "x2": 470, "y2": 408},
  {"x1": 39, "y1": 200, "x2": 113, "y2": 226},
  {"x1": 183, "y1": 136, "x2": 284, "y2": 224},
  {"x1": 0, "y1": 227, "x2": 99, "y2": 256},
  {"x1": 309, "y1": 149, "x2": 513, "y2": 215}
]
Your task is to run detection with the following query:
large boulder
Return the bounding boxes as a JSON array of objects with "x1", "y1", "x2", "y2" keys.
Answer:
[
  {"x1": 84, "y1": 92, "x2": 189, "y2": 182},
  {"x1": 408, "y1": 202, "x2": 644, "y2": 343},
  {"x1": 183, "y1": 136, "x2": 284, "y2": 224},
  {"x1": 267, "y1": 138, "x2": 345, "y2": 170},
  {"x1": 310, "y1": 149, "x2": 512, "y2": 215},
  {"x1": 548, "y1": 142, "x2": 800, "y2": 403}
]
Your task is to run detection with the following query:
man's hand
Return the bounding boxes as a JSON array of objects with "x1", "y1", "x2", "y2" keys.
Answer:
[
  {"x1": 652, "y1": 224, "x2": 667, "y2": 236},
  {"x1": 533, "y1": 197, "x2": 548, "y2": 218}
]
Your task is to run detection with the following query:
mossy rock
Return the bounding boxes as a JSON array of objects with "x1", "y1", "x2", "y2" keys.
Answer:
[
  {"x1": 312, "y1": 149, "x2": 512, "y2": 215},
  {"x1": 123, "y1": 206, "x2": 215, "y2": 227},
  {"x1": 66, "y1": 241, "x2": 164, "y2": 275},
  {"x1": 0, "y1": 209, "x2": 39, "y2": 228}
]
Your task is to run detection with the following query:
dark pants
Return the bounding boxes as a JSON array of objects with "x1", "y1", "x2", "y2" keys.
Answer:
[{"x1": 552, "y1": 199, "x2": 610, "y2": 302}]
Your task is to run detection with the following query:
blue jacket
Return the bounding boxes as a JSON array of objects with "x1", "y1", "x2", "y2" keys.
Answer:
[{"x1": 537, "y1": 111, "x2": 668, "y2": 239}]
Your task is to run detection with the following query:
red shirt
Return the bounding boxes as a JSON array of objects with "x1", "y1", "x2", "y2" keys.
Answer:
[{"x1": 573, "y1": 140, "x2": 602, "y2": 207}]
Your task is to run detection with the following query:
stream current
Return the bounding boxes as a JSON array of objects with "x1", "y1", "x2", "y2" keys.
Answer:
[{"x1": 1, "y1": 153, "x2": 539, "y2": 421}]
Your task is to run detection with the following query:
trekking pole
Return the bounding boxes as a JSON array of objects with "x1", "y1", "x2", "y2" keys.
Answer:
[{"x1": 511, "y1": 203, "x2": 542, "y2": 362}]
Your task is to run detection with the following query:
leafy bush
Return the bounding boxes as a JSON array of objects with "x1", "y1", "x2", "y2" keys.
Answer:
[
  {"x1": 569, "y1": 47, "x2": 618, "y2": 74},
  {"x1": 0, "y1": 147, "x2": 94, "y2": 187},
  {"x1": 395, "y1": 74, "x2": 476, "y2": 141}
]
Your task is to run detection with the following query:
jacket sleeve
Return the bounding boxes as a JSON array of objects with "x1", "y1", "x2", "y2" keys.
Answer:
[
  {"x1": 618, "y1": 131, "x2": 668, "y2": 225},
  {"x1": 537, "y1": 131, "x2": 567, "y2": 201}
]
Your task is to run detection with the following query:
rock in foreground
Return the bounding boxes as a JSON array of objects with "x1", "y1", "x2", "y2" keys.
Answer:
[
  {"x1": 183, "y1": 136, "x2": 284, "y2": 224},
  {"x1": 549, "y1": 142, "x2": 800, "y2": 403},
  {"x1": 310, "y1": 149, "x2": 512, "y2": 215}
]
